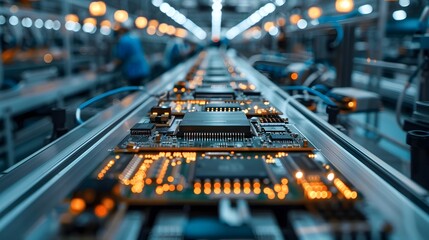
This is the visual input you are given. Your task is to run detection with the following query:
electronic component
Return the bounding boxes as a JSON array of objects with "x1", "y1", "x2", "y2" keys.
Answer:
[
  {"x1": 194, "y1": 87, "x2": 235, "y2": 99},
  {"x1": 179, "y1": 112, "x2": 252, "y2": 137},
  {"x1": 329, "y1": 87, "x2": 382, "y2": 112},
  {"x1": 204, "y1": 103, "x2": 241, "y2": 112},
  {"x1": 150, "y1": 106, "x2": 172, "y2": 124},
  {"x1": 130, "y1": 123, "x2": 155, "y2": 136},
  {"x1": 262, "y1": 126, "x2": 287, "y2": 132}
]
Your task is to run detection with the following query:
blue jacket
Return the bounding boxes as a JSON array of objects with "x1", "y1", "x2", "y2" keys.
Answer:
[{"x1": 116, "y1": 33, "x2": 150, "y2": 79}]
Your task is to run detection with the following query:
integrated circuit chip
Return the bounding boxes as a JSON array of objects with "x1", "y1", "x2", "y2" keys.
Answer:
[
  {"x1": 204, "y1": 103, "x2": 241, "y2": 112},
  {"x1": 130, "y1": 123, "x2": 155, "y2": 136},
  {"x1": 179, "y1": 112, "x2": 252, "y2": 137},
  {"x1": 194, "y1": 87, "x2": 235, "y2": 99},
  {"x1": 262, "y1": 126, "x2": 286, "y2": 132}
]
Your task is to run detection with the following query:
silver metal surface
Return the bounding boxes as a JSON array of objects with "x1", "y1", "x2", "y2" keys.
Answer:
[{"x1": 0, "y1": 58, "x2": 194, "y2": 239}]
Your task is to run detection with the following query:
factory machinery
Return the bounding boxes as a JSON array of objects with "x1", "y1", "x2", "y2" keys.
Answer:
[{"x1": 0, "y1": 49, "x2": 428, "y2": 239}]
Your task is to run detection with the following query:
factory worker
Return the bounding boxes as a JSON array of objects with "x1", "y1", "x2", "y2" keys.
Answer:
[
  {"x1": 163, "y1": 35, "x2": 190, "y2": 70},
  {"x1": 104, "y1": 19, "x2": 150, "y2": 86}
]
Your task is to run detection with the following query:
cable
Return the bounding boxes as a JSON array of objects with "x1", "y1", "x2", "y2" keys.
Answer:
[
  {"x1": 330, "y1": 22, "x2": 344, "y2": 48},
  {"x1": 395, "y1": 60, "x2": 426, "y2": 129},
  {"x1": 76, "y1": 86, "x2": 146, "y2": 124},
  {"x1": 282, "y1": 86, "x2": 337, "y2": 106},
  {"x1": 312, "y1": 84, "x2": 330, "y2": 93}
]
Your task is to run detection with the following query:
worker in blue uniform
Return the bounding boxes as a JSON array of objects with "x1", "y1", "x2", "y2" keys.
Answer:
[
  {"x1": 163, "y1": 36, "x2": 189, "y2": 70},
  {"x1": 105, "y1": 20, "x2": 150, "y2": 86}
]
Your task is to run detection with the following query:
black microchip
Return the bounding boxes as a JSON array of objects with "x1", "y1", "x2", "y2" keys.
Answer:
[
  {"x1": 205, "y1": 103, "x2": 241, "y2": 112},
  {"x1": 241, "y1": 91, "x2": 261, "y2": 96},
  {"x1": 179, "y1": 112, "x2": 251, "y2": 137},
  {"x1": 270, "y1": 134, "x2": 293, "y2": 141},
  {"x1": 203, "y1": 76, "x2": 230, "y2": 83},
  {"x1": 195, "y1": 158, "x2": 267, "y2": 179},
  {"x1": 194, "y1": 87, "x2": 235, "y2": 99},
  {"x1": 130, "y1": 123, "x2": 155, "y2": 135}
]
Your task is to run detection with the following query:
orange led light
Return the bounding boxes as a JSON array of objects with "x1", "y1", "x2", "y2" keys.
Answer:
[
  {"x1": 94, "y1": 205, "x2": 108, "y2": 218},
  {"x1": 291, "y1": 72, "x2": 298, "y2": 80},
  {"x1": 114, "y1": 10, "x2": 128, "y2": 23},
  {"x1": 70, "y1": 198, "x2": 86, "y2": 213}
]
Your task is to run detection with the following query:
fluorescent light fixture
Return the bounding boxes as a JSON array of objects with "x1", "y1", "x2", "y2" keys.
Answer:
[
  {"x1": 392, "y1": 10, "x2": 407, "y2": 20},
  {"x1": 268, "y1": 26, "x2": 279, "y2": 35},
  {"x1": 152, "y1": 0, "x2": 207, "y2": 40},
  {"x1": 45, "y1": 19, "x2": 54, "y2": 29},
  {"x1": 152, "y1": 0, "x2": 163, "y2": 7},
  {"x1": 211, "y1": 0, "x2": 222, "y2": 40},
  {"x1": 358, "y1": 4, "x2": 373, "y2": 15},
  {"x1": 35, "y1": 19, "x2": 44, "y2": 28},
  {"x1": 275, "y1": 0, "x2": 286, "y2": 6},
  {"x1": 310, "y1": 19, "x2": 319, "y2": 26},
  {"x1": 226, "y1": 2, "x2": 278, "y2": 40},
  {"x1": 100, "y1": 26, "x2": 111, "y2": 35},
  {"x1": 399, "y1": 0, "x2": 410, "y2": 7},
  {"x1": 21, "y1": 17, "x2": 32, "y2": 28},
  {"x1": 297, "y1": 19, "x2": 307, "y2": 29},
  {"x1": 8, "y1": 16, "x2": 18, "y2": 26},
  {"x1": 0, "y1": 15, "x2": 6, "y2": 25}
]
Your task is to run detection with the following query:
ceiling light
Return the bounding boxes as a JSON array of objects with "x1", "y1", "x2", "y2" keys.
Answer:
[
  {"x1": 392, "y1": 10, "x2": 407, "y2": 21},
  {"x1": 268, "y1": 26, "x2": 279, "y2": 36},
  {"x1": 89, "y1": 1, "x2": 106, "y2": 16},
  {"x1": 135, "y1": 16, "x2": 148, "y2": 29},
  {"x1": 226, "y1": 2, "x2": 278, "y2": 40},
  {"x1": 114, "y1": 10, "x2": 128, "y2": 23},
  {"x1": 308, "y1": 6, "x2": 322, "y2": 19},
  {"x1": 335, "y1": 0, "x2": 354, "y2": 13},
  {"x1": 275, "y1": 0, "x2": 286, "y2": 6},
  {"x1": 289, "y1": 14, "x2": 301, "y2": 25},
  {"x1": 399, "y1": 0, "x2": 410, "y2": 7},
  {"x1": 100, "y1": 20, "x2": 111, "y2": 28},
  {"x1": 35, "y1": 19, "x2": 44, "y2": 28},
  {"x1": 65, "y1": 14, "x2": 79, "y2": 23},
  {"x1": 152, "y1": 0, "x2": 207, "y2": 40},
  {"x1": 211, "y1": 0, "x2": 222, "y2": 41},
  {"x1": 8, "y1": 16, "x2": 18, "y2": 26},
  {"x1": 358, "y1": 4, "x2": 373, "y2": 15},
  {"x1": 297, "y1": 19, "x2": 308, "y2": 29},
  {"x1": 45, "y1": 19, "x2": 54, "y2": 29},
  {"x1": 21, "y1": 17, "x2": 32, "y2": 28},
  {"x1": 159, "y1": 23, "x2": 168, "y2": 33},
  {"x1": 263, "y1": 21, "x2": 274, "y2": 32}
]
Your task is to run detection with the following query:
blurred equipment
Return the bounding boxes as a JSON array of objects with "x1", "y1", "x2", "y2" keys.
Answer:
[{"x1": 329, "y1": 87, "x2": 382, "y2": 112}]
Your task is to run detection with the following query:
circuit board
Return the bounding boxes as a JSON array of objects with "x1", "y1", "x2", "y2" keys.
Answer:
[{"x1": 91, "y1": 51, "x2": 359, "y2": 205}]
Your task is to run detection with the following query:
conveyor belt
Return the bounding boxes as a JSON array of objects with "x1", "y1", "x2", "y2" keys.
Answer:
[{"x1": 0, "y1": 50, "x2": 428, "y2": 239}]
